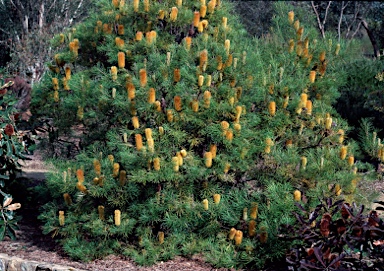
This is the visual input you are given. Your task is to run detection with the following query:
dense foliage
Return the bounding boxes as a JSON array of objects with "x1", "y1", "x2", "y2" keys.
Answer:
[{"x1": 30, "y1": 0, "x2": 383, "y2": 269}]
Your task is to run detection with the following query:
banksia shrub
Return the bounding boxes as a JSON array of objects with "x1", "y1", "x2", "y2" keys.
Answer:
[{"x1": 34, "y1": 1, "x2": 355, "y2": 269}]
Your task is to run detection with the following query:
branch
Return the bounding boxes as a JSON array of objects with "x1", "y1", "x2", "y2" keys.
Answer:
[
  {"x1": 337, "y1": 1, "x2": 348, "y2": 42},
  {"x1": 311, "y1": 1, "x2": 325, "y2": 39}
]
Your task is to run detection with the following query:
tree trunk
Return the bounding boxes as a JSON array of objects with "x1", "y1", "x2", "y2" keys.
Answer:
[{"x1": 361, "y1": 19, "x2": 381, "y2": 58}]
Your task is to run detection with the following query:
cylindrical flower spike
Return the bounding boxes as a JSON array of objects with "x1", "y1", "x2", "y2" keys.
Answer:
[
  {"x1": 119, "y1": 170, "x2": 127, "y2": 186},
  {"x1": 309, "y1": 71, "x2": 316, "y2": 83},
  {"x1": 76, "y1": 182, "x2": 87, "y2": 193},
  {"x1": 132, "y1": 116, "x2": 140, "y2": 129},
  {"x1": 136, "y1": 31, "x2": 143, "y2": 41},
  {"x1": 158, "y1": 231, "x2": 164, "y2": 244},
  {"x1": 193, "y1": 11, "x2": 200, "y2": 27},
  {"x1": 153, "y1": 157, "x2": 161, "y2": 171},
  {"x1": 243, "y1": 207, "x2": 248, "y2": 221},
  {"x1": 174, "y1": 68, "x2": 181, "y2": 82},
  {"x1": 111, "y1": 66, "x2": 118, "y2": 81},
  {"x1": 235, "y1": 105, "x2": 242, "y2": 123},
  {"x1": 234, "y1": 230, "x2": 243, "y2": 246},
  {"x1": 200, "y1": 5, "x2": 207, "y2": 18},
  {"x1": 249, "y1": 220, "x2": 256, "y2": 237},
  {"x1": 259, "y1": 227, "x2": 268, "y2": 243},
  {"x1": 294, "y1": 20, "x2": 300, "y2": 31},
  {"x1": 172, "y1": 156, "x2": 179, "y2": 172},
  {"x1": 170, "y1": 7, "x2": 178, "y2": 22},
  {"x1": 294, "y1": 190, "x2": 301, "y2": 201},
  {"x1": 198, "y1": 75, "x2": 204, "y2": 87},
  {"x1": 224, "y1": 39, "x2": 230, "y2": 55},
  {"x1": 306, "y1": 100, "x2": 313, "y2": 115},
  {"x1": 143, "y1": 0, "x2": 149, "y2": 12},
  {"x1": 59, "y1": 211, "x2": 65, "y2": 226},
  {"x1": 319, "y1": 51, "x2": 326, "y2": 62},
  {"x1": 335, "y1": 184, "x2": 342, "y2": 196},
  {"x1": 202, "y1": 199, "x2": 209, "y2": 210},
  {"x1": 199, "y1": 49, "x2": 208, "y2": 70},
  {"x1": 154, "y1": 101, "x2": 162, "y2": 112},
  {"x1": 148, "y1": 88, "x2": 156, "y2": 104},
  {"x1": 288, "y1": 39, "x2": 295, "y2": 53},
  {"x1": 167, "y1": 109, "x2": 174, "y2": 122},
  {"x1": 288, "y1": 11, "x2": 294, "y2": 24},
  {"x1": 135, "y1": 134, "x2": 143, "y2": 151},
  {"x1": 205, "y1": 152, "x2": 213, "y2": 168},
  {"x1": 213, "y1": 194, "x2": 221, "y2": 204},
  {"x1": 191, "y1": 100, "x2": 199, "y2": 112},
  {"x1": 159, "y1": 126, "x2": 164, "y2": 136},
  {"x1": 185, "y1": 37, "x2": 192, "y2": 50},
  {"x1": 126, "y1": 82, "x2": 135, "y2": 101},
  {"x1": 335, "y1": 43, "x2": 340, "y2": 56},
  {"x1": 118, "y1": 52, "x2": 125, "y2": 68},
  {"x1": 145, "y1": 128, "x2": 152, "y2": 140},
  {"x1": 118, "y1": 24, "x2": 124, "y2": 35},
  {"x1": 325, "y1": 116, "x2": 332, "y2": 129},
  {"x1": 114, "y1": 210, "x2": 121, "y2": 226},
  {"x1": 63, "y1": 193, "x2": 72, "y2": 205},
  {"x1": 174, "y1": 96, "x2": 182, "y2": 111},
  {"x1": 147, "y1": 138, "x2": 154, "y2": 153},
  {"x1": 250, "y1": 203, "x2": 258, "y2": 219},
  {"x1": 65, "y1": 67, "x2": 71, "y2": 80},
  {"x1": 98, "y1": 206, "x2": 105, "y2": 220},
  {"x1": 225, "y1": 129, "x2": 233, "y2": 142},
  {"x1": 209, "y1": 144, "x2": 217, "y2": 159},
  {"x1": 340, "y1": 146, "x2": 347, "y2": 160},
  {"x1": 93, "y1": 159, "x2": 101, "y2": 176},
  {"x1": 228, "y1": 228, "x2": 236, "y2": 240},
  {"x1": 269, "y1": 101, "x2": 276, "y2": 116},
  {"x1": 76, "y1": 169, "x2": 85, "y2": 183},
  {"x1": 348, "y1": 156, "x2": 355, "y2": 167},
  {"x1": 176, "y1": 0, "x2": 182, "y2": 7},
  {"x1": 139, "y1": 69, "x2": 147, "y2": 87},
  {"x1": 133, "y1": 0, "x2": 139, "y2": 12},
  {"x1": 204, "y1": 91, "x2": 211, "y2": 108},
  {"x1": 113, "y1": 163, "x2": 120, "y2": 178},
  {"x1": 301, "y1": 156, "x2": 307, "y2": 170}
]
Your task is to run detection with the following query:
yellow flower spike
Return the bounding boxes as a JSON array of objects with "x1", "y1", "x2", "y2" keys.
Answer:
[
  {"x1": 167, "y1": 109, "x2": 174, "y2": 122},
  {"x1": 148, "y1": 88, "x2": 156, "y2": 104},
  {"x1": 203, "y1": 91, "x2": 211, "y2": 108},
  {"x1": 319, "y1": 51, "x2": 326, "y2": 62},
  {"x1": 136, "y1": 31, "x2": 143, "y2": 41},
  {"x1": 335, "y1": 43, "x2": 341, "y2": 56},
  {"x1": 348, "y1": 156, "x2": 355, "y2": 167},
  {"x1": 296, "y1": 42, "x2": 303, "y2": 56},
  {"x1": 209, "y1": 144, "x2": 217, "y2": 159},
  {"x1": 135, "y1": 134, "x2": 143, "y2": 151},
  {"x1": 225, "y1": 129, "x2": 233, "y2": 142},
  {"x1": 176, "y1": 152, "x2": 183, "y2": 166},
  {"x1": 225, "y1": 54, "x2": 233, "y2": 68},
  {"x1": 118, "y1": 24, "x2": 124, "y2": 35},
  {"x1": 325, "y1": 116, "x2": 332, "y2": 130},
  {"x1": 200, "y1": 5, "x2": 207, "y2": 18},
  {"x1": 110, "y1": 66, "x2": 118, "y2": 81},
  {"x1": 126, "y1": 82, "x2": 136, "y2": 101},
  {"x1": 63, "y1": 193, "x2": 72, "y2": 206},
  {"x1": 143, "y1": 0, "x2": 149, "y2": 12},
  {"x1": 221, "y1": 121, "x2": 229, "y2": 131},
  {"x1": 224, "y1": 39, "x2": 230, "y2": 55},
  {"x1": 224, "y1": 162, "x2": 231, "y2": 173},
  {"x1": 117, "y1": 52, "x2": 125, "y2": 68},
  {"x1": 193, "y1": 11, "x2": 200, "y2": 27},
  {"x1": 172, "y1": 156, "x2": 179, "y2": 172},
  {"x1": 139, "y1": 69, "x2": 147, "y2": 87},
  {"x1": 213, "y1": 194, "x2": 221, "y2": 204},
  {"x1": 340, "y1": 146, "x2": 348, "y2": 160},
  {"x1": 264, "y1": 145, "x2": 271, "y2": 154},
  {"x1": 288, "y1": 11, "x2": 294, "y2": 24},
  {"x1": 170, "y1": 7, "x2": 178, "y2": 22},
  {"x1": 159, "y1": 126, "x2": 164, "y2": 136},
  {"x1": 234, "y1": 123, "x2": 241, "y2": 132},
  {"x1": 154, "y1": 100, "x2": 162, "y2": 112},
  {"x1": 269, "y1": 101, "x2": 276, "y2": 116},
  {"x1": 309, "y1": 70, "x2": 316, "y2": 83},
  {"x1": 108, "y1": 154, "x2": 114, "y2": 164},
  {"x1": 153, "y1": 157, "x2": 161, "y2": 171},
  {"x1": 306, "y1": 100, "x2": 313, "y2": 115},
  {"x1": 52, "y1": 77, "x2": 59, "y2": 90},
  {"x1": 207, "y1": 0, "x2": 216, "y2": 13},
  {"x1": 293, "y1": 20, "x2": 300, "y2": 31},
  {"x1": 93, "y1": 159, "x2": 101, "y2": 176},
  {"x1": 216, "y1": 55, "x2": 223, "y2": 70},
  {"x1": 98, "y1": 206, "x2": 105, "y2": 220},
  {"x1": 199, "y1": 49, "x2": 208, "y2": 70},
  {"x1": 59, "y1": 33, "x2": 65, "y2": 43},
  {"x1": 64, "y1": 67, "x2": 71, "y2": 80},
  {"x1": 144, "y1": 128, "x2": 152, "y2": 140},
  {"x1": 243, "y1": 207, "x2": 248, "y2": 221},
  {"x1": 259, "y1": 227, "x2": 268, "y2": 243},
  {"x1": 250, "y1": 203, "x2": 258, "y2": 219},
  {"x1": 123, "y1": 133, "x2": 128, "y2": 143},
  {"x1": 176, "y1": 0, "x2": 182, "y2": 7},
  {"x1": 133, "y1": 0, "x2": 139, "y2": 12},
  {"x1": 113, "y1": 163, "x2": 120, "y2": 178},
  {"x1": 297, "y1": 27, "x2": 304, "y2": 40},
  {"x1": 288, "y1": 39, "x2": 295, "y2": 53},
  {"x1": 76, "y1": 182, "x2": 87, "y2": 193},
  {"x1": 174, "y1": 96, "x2": 182, "y2": 111},
  {"x1": 119, "y1": 170, "x2": 127, "y2": 186},
  {"x1": 59, "y1": 211, "x2": 65, "y2": 226},
  {"x1": 204, "y1": 151, "x2": 213, "y2": 168},
  {"x1": 174, "y1": 68, "x2": 181, "y2": 82},
  {"x1": 158, "y1": 231, "x2": 164, "y2": 244},
  {"x1": 147, "y1": 138, "x2": 154, "y2": 153},
  {"x1": 301, "y1": 156, "x2": 307, "y2": 170},
  {"x1": 249, "y1": 220, "x2": 256, "y2": 237},
  {"x1": 235, "y1": 105, "x2": 242, "y2": 123},
  {"x1": 198, "y1": 75, "x2": 204, "y2": 87},
  {"x1": 234, "y1": 230, "x2": 243, "y2": 246},
  {"x1": 200, "y1": 0, "x2": 206, "y2": 5},
  {"x1": 222, "y1": 16, "x2": 228, "y2": 29},
  {"x1": 53, "y1": 91, "x2": 59, "y2": 102},
  {"x1": 335, "y1": 184, "x2": 342, "y2": 196},
  {"x1": 158, "y1": 9, "x2": 165, "y2": 19},
  {"x1": 191, "y1": 100, "x2": 199, "y2": 112},
  {"x1": 294, "y1": 190, "x2": 301, "y2": 201},
  {"x1": 202, "y1": 199, "x2": 209, "y2": 210},
  {"x1": 185, "y1": 36, "x2": 192, "y2": 50},
  {"x1": 228, "y1": 228, "x2": 236, "y2": 240},
  {"x1": 300, "y1": 93, "x2": 308, "y2": 106},
  {"x1": 76, "y1": 169, "x2": 85, "y2": 183},
  {"x1": 132, "y1": 116, "x2": 140, "y2": 129},
  {"x1": 114, "y1": 210, "x2": 121, "y2": 226},
  {"x1": 283, "y1": 95, "x2": 289, "y2": 108}
]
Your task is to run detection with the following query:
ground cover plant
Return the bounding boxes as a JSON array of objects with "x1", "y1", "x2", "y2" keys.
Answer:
[{"x1": 31, "y1": 0, "x2": 381, "y2": 269}]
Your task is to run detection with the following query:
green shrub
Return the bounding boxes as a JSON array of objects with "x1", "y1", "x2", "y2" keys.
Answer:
[{"x1": 32, "y1": 0, "x2": 368, "y2": 269}]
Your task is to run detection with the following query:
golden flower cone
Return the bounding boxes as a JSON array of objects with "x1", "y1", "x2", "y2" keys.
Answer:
[
  {"x1": 335, "y1": 184, "x2": 342, "y2": 196},
  {"x1": 269, "y1": 101, "x2": 276, "y2": 116},
  {"x1": 228, "y1": 228, "x2": 236, "y2": 240},
  {"x1": 113, "y1": 163, "x2": 120, "y2": 178},
  {"x1": 213, "y1": 194, "x2": 221, "y2": 204},
  {"x1": 335, "y1": 43, "x2": 341, "y2": 56},
  {"x1": 135, "y1": 134, "x2": 143, "y2": 151},
  {"x1": 234, "y1": 230, "x2": 243, "y2": 245},
  {"x1": 93, "y1": 159, "x2": 101, "y2": 176},
  {"x1": 139, "y1": 69, "x2": 147, "y2": 87},
  {"x1": 111, "y1": 66, "x2": 118, "y2": 81},
  {"x1": 309, "y1": 70, "x2": 316, "y2": 83},
  {"x1": 65, "y1": 67, "x2": 71, "y2": 80},
  {"x1": 174, "y1": 68, "x2": 181, "y2": 82},
  {"x1": 167, "y1": 109, "x2": 174, "y2": 122},
  {"x1": 144, "y1": 0, "x2": 149, "y2": 12},
  {"x1": 250, "y1": 203, "x2": 258, "y2": 219},
  {"x1": 118, "y1": 52, "x2": 125, "y2": 68},
  {"x1": 301, "y1": 156, "x2": 307, "y2": 170},
  {"x1": 119, "y1": 170, "x2": 127, "y2": 186},
  {"x1": 294, "y1": 190, "x2": 301, "y2": 201},
  {"x1": 288, "y1": 11, "x2": 294, "y2": 24},
  {"x1": 193, "y1": 11, "x2": 200, "y2": 27},
  {"x1": 63, "y1": 193, "x2": 72, "y2": 206},
  {"x1": 224, "y1": 39, "x2": 230, "y2": 55},
  {"x1": 59, "y1": 211, "x2": 65, "y2": 226},
  {"x1": 76, "y1": 169, "x2": 85, "y2": 183},
  {"x1": 148, "y1": 88, "x2": 156, "y2": 104},
  {"x1": 319, "y1": 51, "x2": 326, "y2": 62},
  {"x1": 340, "y1": 146, "x2": 347, "y2": 160},
  {"x1": 114, "y1": 210, "x2": 121, "y2": 226},
  {"x1": 204, "y1": 90, "x2": 211, "y2": 108},
  {"x1": 170, "y1": 7, "x2": 178, "y2": 22},
  {"x1": 225, "y1": 129, "x2": 233, "y2": 142},
  {"x1": 172, "y1": 156, "x2": 179, "y2": 172},
  {"x1": 202, "y1": 199, "x2": 209, "y2": 210},
  {"x1": 185, "y1": 37, "x2": 192, "y2": 50},
  {"x1": 198, "y1": 75, "x2": 204, "y2": 87},
  {"x1": 174, "y1": 96, "x2": 182, "y2": 111},
  {"x1": 118, "y1": 24, "x2": 124, "y2": 35},
  {"x1": 158, "y1": 231, "x2": 164, "y2": 244},
  {"x1": 191, "y1": 100, "x2": 199, "y2": 112},
  {"x1": 153, "y1": 157, "x2": 161, "y2": 171},
  {"x1": 209, "y1": 144, "x2": 217, "y2": 158},
  {"x1": 348, "y1": 156, "x2": 354, "y2": 167},
  {"x1": 136, "y1": 31, "x2": 143, "y2": 41},
  {"x1": 205, "y1": 152, "x2": 213, "y2": 168},
  {"x1": 249, "y1": 220, "x2": 256, "y2": 237},
  {"x1": 200, "y1": 5, "x2": 207, "y2": 18},
  {"x1": 306, "y1": 100, "x2": 313, "y2": 115},
  {"x1": 76, "y1": 182, "x2": 87, "y2": 193}
]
